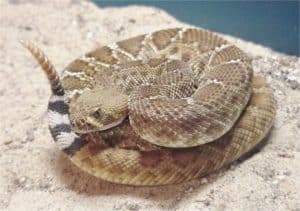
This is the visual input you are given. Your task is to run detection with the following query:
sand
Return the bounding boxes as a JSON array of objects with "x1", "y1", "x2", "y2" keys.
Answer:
[{"x1": 0, "y1": 0, "x2": 299, "y2": 210}]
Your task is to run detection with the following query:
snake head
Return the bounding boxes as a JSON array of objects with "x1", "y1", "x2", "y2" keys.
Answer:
[{"x1": 69, "y1": 86, "x2": 128, "y2": 133}]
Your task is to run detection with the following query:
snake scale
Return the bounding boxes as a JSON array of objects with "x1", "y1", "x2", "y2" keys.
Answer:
[{"x1": 21, "y1": 27, "x2": 276, "y2": 186}]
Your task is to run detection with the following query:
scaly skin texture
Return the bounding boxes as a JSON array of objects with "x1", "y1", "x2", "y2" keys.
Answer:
[
  {"x1": 67, "y1": 76, "x2": 276, "y2": 185},
  {"x1": 21, "y1": 28, "x2": 276, "y2": 186}
]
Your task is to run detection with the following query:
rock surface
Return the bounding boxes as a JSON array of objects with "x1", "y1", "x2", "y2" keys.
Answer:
[{"x1": 0, "y1": 0, "x2": 299, "y2": 210}]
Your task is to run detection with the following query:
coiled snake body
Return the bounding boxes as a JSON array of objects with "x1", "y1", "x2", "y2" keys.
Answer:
[{"x1": 22, "y1": 28, "x2": 276, "y2": 185}]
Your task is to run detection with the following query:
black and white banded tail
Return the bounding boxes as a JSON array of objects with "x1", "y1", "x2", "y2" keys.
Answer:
[{"x1": 21, "y1": 41, "x2": 87, "y2": 155}]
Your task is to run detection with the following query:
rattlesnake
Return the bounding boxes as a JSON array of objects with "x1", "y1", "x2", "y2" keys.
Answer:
[{"x1": 21, "y1": 27, "x2": 276, "y2": 186}]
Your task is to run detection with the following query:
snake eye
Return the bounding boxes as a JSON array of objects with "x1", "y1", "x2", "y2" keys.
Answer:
[{"x1": 93, "y1": 109, "x2": 103, "y2": 119}]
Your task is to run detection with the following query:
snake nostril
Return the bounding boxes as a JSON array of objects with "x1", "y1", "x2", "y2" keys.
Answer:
[{"x1": 76, "y1": 118, "x2": 85, "y2": 126}]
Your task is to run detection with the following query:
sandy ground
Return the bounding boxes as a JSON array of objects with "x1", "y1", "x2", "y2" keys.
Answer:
[{"x1": 0, "y1": 0, "x2": 299, "y2": 210}]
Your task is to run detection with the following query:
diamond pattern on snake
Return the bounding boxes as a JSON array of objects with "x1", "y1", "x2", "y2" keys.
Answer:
[{"x1": 21, "y1": 27, "x2": 276, "y2": 186}]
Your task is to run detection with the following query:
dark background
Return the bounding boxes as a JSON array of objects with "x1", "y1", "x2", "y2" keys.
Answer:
[{"x1": 95, "y1": 1, "x2": 299, "y2": 56}]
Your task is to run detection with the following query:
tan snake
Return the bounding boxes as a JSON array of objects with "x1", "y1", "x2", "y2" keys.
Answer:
[{"x1": 21, "y1": 27, "x2": 276, "y2": 186}]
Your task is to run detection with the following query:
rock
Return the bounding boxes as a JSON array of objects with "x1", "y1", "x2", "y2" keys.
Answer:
[
  {"x1": 289, "y1": 79, "x2": 299, "y2": 89},
  {"x1": 38, "y1": 180, "x2": 51, "y2": 189},
  {"x1": 113, "y1": 204, "x2": 122, "y2": 210},
  {"x1": 125, "y1": 202, "x2": 140, "y2": 211},
  {"x1": 14, "y1": 176, "x2": 27, "y2": 188},
  {"x1": 3, "y1": 140, "x2": 13, "y2": 145}
]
